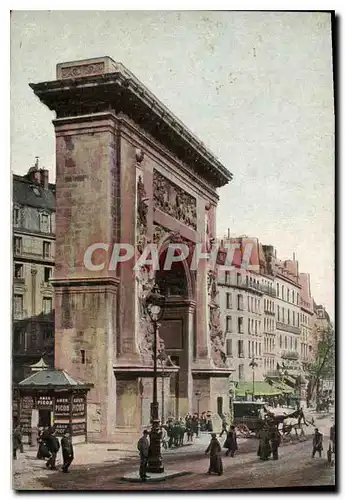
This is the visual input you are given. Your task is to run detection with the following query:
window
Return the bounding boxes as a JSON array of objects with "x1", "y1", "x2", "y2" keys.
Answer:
[
  {"x1": 248, "y1": 297, "x2": 250, "y2": 312},
  {"x1": 237, "y1": 294, "x2": 243, "y2": 311},
  {"x1": 226, "y1": 316, "x2": 232, "y2": 332},
  {"x1": 255, "y1": 320, "x2": 258, "y2": 334},
  {"x1": 292, "y1": 311, "x2": 295, "y2": 326},
  {"x1": 44, "y1": 267, "x2": 52, "y2": 283},
  {"x1": 237, "y1": 273, "x2": 241, "y2": 286},
  {"x1": 226, "y1": 339, "x2": 233, "y2": 356},
  {"x1": 285, "y1": 336, "x2": 288, "y2": 349},
  {"x1": 264, "y1": 318, "x2": 266, "y2": 332},
  {"x1": 43, "y1": 241, "x2": 51, "y2": 258},
  {"x1": 292, "y1": 291, "x2": 295, "y2": 303},
  {"x1": 255, "y1": 342, "x2": 258, "y2": 355},
  {"x1": 14, "y1": 294, "x2": 23, "y2": 316},
  {"x1": 251, "y1": 297, "x2": 254, "y2": 311},
  {"x1": 298, "y1": 313, "x2": 300, "y2": 327},
  {"x1": 248, "y1": 318, "x2": 251, "y2": 334},
  {"x1": 248, "y1": 340, "x2": 251, "y2": 357},
  {"x1": 14, "y1": 237, "x2": 22, "y2": 254},
  {"x1": 14, "y1": 263, "x2": 23, "y2": 279},
  {"x1": 277, "y1": 283, "x2": 279, "y2": 297},
  {"x1": 40, "y1": 213, "x2": 50, "y2": 233},
  {"x1": 287, "y1": 289, "x2": 290, "y2": 302},
  {"x1": 225, "y1": 271, "x2": 230, "y2": 285},
  {"x1": 297, "y1": 293, "x2": 299, "y2": 305},
  {"x1": 13, "y1": 207, "x2": 20, "y2": 225},
  {"x1": 80, "y1": 349, "x2": 86, "y2": 364},
  {"x1": 226, "y1": 293, "x2": 232, "y2": 309},
  {"x1": 277, "y1": 305, "x2": 280, "y2": 321},
  {"x1": 259, "y1": 343, "x2": 261, "y2": 356},
  {"x1": 282, "y1": 307, "x2": 285, "y2": 323},
  {"x1": 282, "y1": 285, "x2": 284, "y2": 300},
  {"x1": 280, "y1": 335, "x2": 282, "y2": 348},
  {"x1": 246, "y1": 275, "x2": 249, "y2": 287},
  {"x1": 32, "y1": 185, "x2": 41, "y2": 196},
  {"x1": 238, "y1": 339, "x2": 244, "y2": 357},
  {"x1": 287, "y1": 309, "x2": 290, "y2": 325},
  {"x1": 289, "y1": 337, "x2": 292, "y2": 349},
  {"x1": 295, "y1": 338, "x2": 297, "y2": 350},
  {"x1": 238, "y1": 364, "x2": 244, "y2": 381},
  {"x1": 264, "y1": 299, "x2": 266, "y2": 311},
  {"x1": 238, "y1": 317, "x2": 244, "y2": 333},
  {"x1": 43, "y1": 297, "x2": 52, "y2": 314}
]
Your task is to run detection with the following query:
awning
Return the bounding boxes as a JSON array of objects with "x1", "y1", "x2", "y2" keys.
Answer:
[
  {"x1": 283, "y1": 375, "x2": 297, "y2": 387},
  {"x1": 235, "y1": 381, "x2": 282, "y2": 397},
  {"x1": 271, "y1": 381, "x2": 294, "y2": 394}
]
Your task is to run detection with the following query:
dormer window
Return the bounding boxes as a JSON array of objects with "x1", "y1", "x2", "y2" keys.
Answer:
[{"x1": 40, "y1": 213, "x2": 50, "y2": 233}]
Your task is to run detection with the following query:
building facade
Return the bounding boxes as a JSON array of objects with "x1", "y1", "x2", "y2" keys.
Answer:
[
  {"x1": 12, "y1": 164, "x2": 55, "y2": 382},
  {"x1": 299, "y1": 273, "x2": 314, "y2": 365}
]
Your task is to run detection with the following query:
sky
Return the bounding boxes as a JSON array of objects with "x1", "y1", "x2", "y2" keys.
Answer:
[{"x1": 10, "y1": 10, "x2": 334, "y2": 319}]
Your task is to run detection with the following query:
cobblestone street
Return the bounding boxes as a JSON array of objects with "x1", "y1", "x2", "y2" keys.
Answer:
[{"x1": 12, "y1": 414, "x2": 335, "y2": 491}]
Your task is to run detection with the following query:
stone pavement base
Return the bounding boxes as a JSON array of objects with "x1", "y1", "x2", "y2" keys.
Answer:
[{"x1": 121, "y1": 470, "x2": 190, "y2": 483}]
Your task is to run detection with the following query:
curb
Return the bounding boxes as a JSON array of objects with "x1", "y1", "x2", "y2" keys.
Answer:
[{"x1": 121, "y1": 470, "x2": 190, "y2": 483}]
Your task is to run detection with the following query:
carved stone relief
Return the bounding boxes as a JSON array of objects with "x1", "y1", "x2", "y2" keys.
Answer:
[
  {"x1": 208, "y1": 269, "x2": 228, "y2": 368},
  {"x1": 153, "y1": 170, "x2": 197, "y2": 229},
  {"x1": 136, "y1": 174, "x2": 149, "y2": 254},
  {"x1": 60, "y1": 62, "x2": 105, "y2": 79}
]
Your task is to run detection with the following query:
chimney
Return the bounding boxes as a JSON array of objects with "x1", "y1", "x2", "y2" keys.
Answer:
[
  {"x1": 26, "y1": 156, "x2": 41, "y2": 184},
  {"x1": 40, "y1": 169, "x2": 49, "y2": 190}
]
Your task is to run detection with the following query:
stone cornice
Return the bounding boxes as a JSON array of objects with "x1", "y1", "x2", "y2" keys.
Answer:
[{"x1": 30, "y1": 66, "x2": 232, "y2": 188}]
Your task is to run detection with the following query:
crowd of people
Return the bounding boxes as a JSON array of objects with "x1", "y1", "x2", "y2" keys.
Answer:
[
  {"x1": 12, "y1": 424, "x2": 74, "y2": 473},
  {"x1": 137, "y1": 413, "x2": 335, "y2": 480}
]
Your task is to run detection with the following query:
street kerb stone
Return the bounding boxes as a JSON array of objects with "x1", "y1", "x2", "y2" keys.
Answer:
[{"x1": 121, "y1": 470, "x2": 191, "y2": 483}]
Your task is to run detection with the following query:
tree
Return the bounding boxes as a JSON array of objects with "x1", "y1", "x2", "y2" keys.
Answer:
[{"x1": 305, "y1": 325, "x2": 335, "y2": 408}]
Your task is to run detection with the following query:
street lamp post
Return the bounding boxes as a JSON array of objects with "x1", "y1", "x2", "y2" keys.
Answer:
[
  {"x1": 249, "y1": 358, "x2": 258, "y2": 402},
  {"x1": 145, "y1": 284, "x2": 166, "y2": 474},
  {"x1": 195, "y1": 391, "x2": 201, "y2": 415}
]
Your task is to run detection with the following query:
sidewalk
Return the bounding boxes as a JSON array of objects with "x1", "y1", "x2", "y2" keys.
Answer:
[{"x1": 12, "y1": 433, "x2": 215, "y2": 490}]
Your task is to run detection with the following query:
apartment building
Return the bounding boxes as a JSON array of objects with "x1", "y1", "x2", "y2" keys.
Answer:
[
  {"x1": 299, "y1": 273, "x2": 314, "y2": 364},
  {"x1": 12, "y1": 161, "x2": 56, "y2": 382}
]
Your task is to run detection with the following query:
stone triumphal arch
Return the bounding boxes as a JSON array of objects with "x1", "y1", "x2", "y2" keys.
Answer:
[{"x1": 30, "y1": 57, "x2": 233, "y2": 443}]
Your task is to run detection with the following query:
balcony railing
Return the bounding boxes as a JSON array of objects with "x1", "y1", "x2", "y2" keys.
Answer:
[
  {"x1": 13, "y1": 309, "x2": 28, "y2": 320},
  {"x1": 276, "y1": 321, "x2": 301, "y2": 335},
  {"x1": 260, "y1": 284, "x2": 277, "y2": 297},
  {"x1": 13, "y1": 277, "x2": 25, "y2": 285},
  {"x1": 264, "y1": 309, "x2": 275, "y2": 316}
]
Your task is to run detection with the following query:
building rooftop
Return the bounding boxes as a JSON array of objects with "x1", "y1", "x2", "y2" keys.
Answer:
[
  {"x1": 13, "y1": 174, "x2": 55, "y2": 211},
  {"x1": 18, "y1": 368, "x2": 92, "y2": 389}
]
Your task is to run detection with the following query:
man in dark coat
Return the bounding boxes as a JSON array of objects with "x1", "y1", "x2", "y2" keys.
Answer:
[
  {"x1": 258, "y1": 426, "x2": 271, "y2": 461},
  {"x1": 224, "y1": 425, "x2": 238, "y2": 457},
  {"x1": 312, "y1": 428, "x2": 323, "y2": 458},
  {"x1": 13, "y1": 425, "x2": 23, "y2": 460},
  {"x1": 269, "y1": 427, "x2": 281, "y2": 460},
  {"x1": 219, "y1": 417, "x2": 228, "y2": 437},
  {"x1": 61, "y1": 430, "x2": 74, "y2": 473},
  {"x1": 46, "y1": 428, "x2": 60, "y2": 470},
  {"x1": 137, "y1": 430, "x2": 150, "y2": 481},
  {"x1": 205, "y1": 433, "x2": 223, "y2": 475}
]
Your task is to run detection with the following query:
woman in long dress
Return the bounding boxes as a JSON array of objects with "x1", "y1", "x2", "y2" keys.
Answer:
[
  {"x1": 223, "y1": 425, "x2": 238, "y2": 457},
  {"x1": 205, "y1": 433, "x2": 223, "y2": 475}
]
